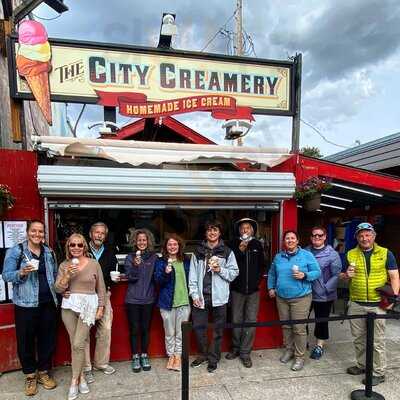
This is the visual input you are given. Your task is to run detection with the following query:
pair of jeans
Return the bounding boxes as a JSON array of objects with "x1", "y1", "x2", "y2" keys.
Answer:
[
  {"x1": 192, "y1": 295, "x2": 226, "y2": 365},
  {"x1": 15, "y1": 302, "x2": 58, "y2": 374},
  {"x1": 126, "y1": 303, "x2": 153, "y2": 355}
]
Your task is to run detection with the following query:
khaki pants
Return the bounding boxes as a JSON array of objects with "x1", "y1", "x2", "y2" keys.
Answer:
[
  {"x1": 84, "y1": 291, "x2": 113, "y2": 370},
  {"x1": 348, "y1": 301, "x2": 386, "y2": 376},
  {"x1": 160, "y1": 305, "x2": 191, "y2": 356},
  {"x1": 276, "y1": 294, "x2": 312, "y2": 359},
  {"x1": 62, "y1": 309, "x2": 91, "y2": 380}
]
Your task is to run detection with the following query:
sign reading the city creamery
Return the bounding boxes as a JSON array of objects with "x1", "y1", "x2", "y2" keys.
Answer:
[{"x1": 10, "y1": 37, "x2": 295, "y2": 119}]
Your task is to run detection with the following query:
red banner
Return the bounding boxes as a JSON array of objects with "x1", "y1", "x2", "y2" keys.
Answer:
[{"x1": 95, "y1": 90, "x2": 254, "y2": 121}]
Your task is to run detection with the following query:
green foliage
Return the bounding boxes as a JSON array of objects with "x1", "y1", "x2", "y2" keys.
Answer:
[{"x1": 300, "y1": 146, "x2": 323, "y2": 158}]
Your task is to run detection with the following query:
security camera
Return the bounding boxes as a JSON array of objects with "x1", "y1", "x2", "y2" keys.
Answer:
[{"x1": 222, "y1": 119, "x2": 253, "y2": 140}]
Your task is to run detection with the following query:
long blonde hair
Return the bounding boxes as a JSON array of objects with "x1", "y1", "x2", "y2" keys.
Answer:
[{"x1": 65, "y1": 233, "x2": 89, "y2": 260}]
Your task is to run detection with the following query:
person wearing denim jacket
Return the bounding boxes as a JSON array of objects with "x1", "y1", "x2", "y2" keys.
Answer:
[
  {"x1": 2, "y1": 220, "x2": 58, "y2": 396},
  {"x1": 305, "y1": 226, "x2": 342, "y2": 361},
  {"x1": 268, "y1": 230, "x2": 320, "y2": 372}
]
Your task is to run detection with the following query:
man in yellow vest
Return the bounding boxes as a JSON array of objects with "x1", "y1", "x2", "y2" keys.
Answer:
[{"x1": 344, "y1": 222, "x2": 399, "y2": 386}]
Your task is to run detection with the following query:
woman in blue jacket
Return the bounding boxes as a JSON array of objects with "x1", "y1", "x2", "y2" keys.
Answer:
[
  {"x1": 268, "y1": 230, "x2": 320, "y2": 371},
  {"x1": 124, "y1": 229, "x2": 158, "y2": 373},
  {"x1": 3, "y1": 220, "x2": 58, "y2": 396},
  {"x1": 306, "y1": 226, "x2": 341, "y2": 360},
  {"x1": 154, "y1": 234, "x2": 191, "y2": 372}
]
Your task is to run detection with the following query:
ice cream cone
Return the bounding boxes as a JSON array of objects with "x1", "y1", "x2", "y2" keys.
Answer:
[{"x1": 25, "y1": 72, "x2": 52, "y2": 125}]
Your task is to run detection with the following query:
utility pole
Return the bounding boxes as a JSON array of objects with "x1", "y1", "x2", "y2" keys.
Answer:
[
  {"x1": 291, "y1": 53, "x2": 302, "y2": 153},
  {"x1": 235, "y1": 0, "x2": 244, "y2": 146}
]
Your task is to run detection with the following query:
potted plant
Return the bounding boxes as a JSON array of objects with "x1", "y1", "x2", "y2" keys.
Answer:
[
  {"x1": 294, "y1": 177, "x2": 332, "y2": 211},
  {"x1": 0, "y1": 184, "x2": 16, "y2": 215}
]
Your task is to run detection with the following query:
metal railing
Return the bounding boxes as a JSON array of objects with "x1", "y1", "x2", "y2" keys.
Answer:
[{"x1": 181, "y1": 311, "x2": 400, "y2": 400}]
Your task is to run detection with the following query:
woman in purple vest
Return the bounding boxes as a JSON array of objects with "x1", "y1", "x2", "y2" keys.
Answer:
[{"x1": 306, "y1": 226, "x2": 342, "y2": 360}]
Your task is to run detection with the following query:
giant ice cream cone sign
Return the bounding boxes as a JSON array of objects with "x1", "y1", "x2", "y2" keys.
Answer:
[{"x1": 16, "y1": 20, "x2": 52, "y2": 125}]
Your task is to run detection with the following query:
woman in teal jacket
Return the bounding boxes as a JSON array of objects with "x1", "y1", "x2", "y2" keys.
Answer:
[{"x1": 268, "y1": 230, "x2": 320, "y2": 371}]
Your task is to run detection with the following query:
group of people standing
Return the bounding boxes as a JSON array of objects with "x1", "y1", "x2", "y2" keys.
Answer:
[{"x1": 2, "y1": 218, "x2": 399, "y2": 399}]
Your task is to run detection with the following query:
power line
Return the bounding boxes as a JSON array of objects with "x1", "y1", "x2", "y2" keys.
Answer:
[
  {"x1": 300, "y1": 118, "x2": 352, "y2": 149},
  {"x1": 31, "y1": 12, "x2": 62, "y2": 21},
  {"x1": 201, "y1": 8, "x2": 239, "y2": 52}
]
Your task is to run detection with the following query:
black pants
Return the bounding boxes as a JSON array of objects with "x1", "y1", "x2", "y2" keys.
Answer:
[
  {"x1": 312, "y1": 300, "x2": 333, "y2": 340},
  {"x1": 192, "y1": 295, "x2": 227, "y2": 365},
  {"x1": 14, "y1": 302, "x2": 58, "y2": 374},
  {"x1": 126, "y1": 303, "x2": 153, "y2": 355}
]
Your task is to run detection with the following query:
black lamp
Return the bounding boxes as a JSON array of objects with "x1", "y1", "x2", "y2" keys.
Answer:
[{"x1": 13, "y1": 0, "x2": 68, "y2": 24}]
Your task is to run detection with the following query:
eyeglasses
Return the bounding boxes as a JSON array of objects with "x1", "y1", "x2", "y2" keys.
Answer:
[
  {"x1": 69, "y1": 243, "x2": 84, "y2": 248},
  {"x1": 311, "y1": 234, "x2": 325, "y2": 238}
]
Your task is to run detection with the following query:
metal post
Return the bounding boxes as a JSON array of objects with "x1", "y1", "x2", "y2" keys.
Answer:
[
  {"x1": 181, "y1": 321, "x2": 192, "y2": 400},
  {"x1": 291, "y1": 53, "x2": 302, "y2": 153},
  {"x1": 350, "y1": 313, "x2": 385, "y2": 400}
]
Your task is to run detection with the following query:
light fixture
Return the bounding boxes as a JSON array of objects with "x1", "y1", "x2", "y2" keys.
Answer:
[
  {"x1": 223, "y1": 119, "x2": 253, "y2": 140},
  {"x1": 320, "y1": 202, "x2": 346, "y2": 210},
  {"x1": 13, "y1": 0, "x2": 69, "y2": 24},
  {"x1": 321, "y1": 194, "x2": 353, "y2": 202},
  {"x1": 158, "y1": 13, "x2": 177, "y2": 48},
  {"x1": 331, "y1": 182, "x2": 383, "y2": 198}
]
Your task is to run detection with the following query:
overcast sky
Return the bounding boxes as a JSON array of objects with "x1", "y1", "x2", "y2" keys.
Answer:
[{"x1": 34, "y1": 0, "x2": 400, "y2": 156}]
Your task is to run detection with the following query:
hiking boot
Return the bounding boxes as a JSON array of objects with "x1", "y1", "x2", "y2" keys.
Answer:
[
  {"x1": 172, "y1": 355, "x2": 181, "y2": 371},
  {"x1": 190, "y1": 356, "x2": 207, "y2": 368},
  {"x1": 83, "y1": 369, "x2": 95, "y2": 384},
  {"x1": 207, "y1": 363, "x2": 218, "y2": 373},
  {"x1": 310, "y1": 345, "x2": 324, "y2": 360},
  {"x1": 240, "y1": 356, "x2": 253, "y2": 368},
  {"x1": 131, "y1": 354, "x2": 141, "y2": 373},
  {"x1": 67, "y1": 384, "x2": 79, "y2": 400},
  {"x1": 25, "y1": 374, "x2": 38, "y2": 396},
  {"x1": 347, "y1": 365, "x2": 365, "y2": 375},
  {"x1": 37, "y1": 371, "x2": 57, "y2": 390},
  {"x1": 78, "y1": 379, "x2": 90, "y2": 394},
  {"x1": 225, "y1": 351, "x2": 239, "y2": 360},
  {"x1": 166, "y1": 355, "x2": 175, "y2": 370},
  {"x1": 291, "y1": 358, "x2": 305, "y2": 371},
  {"x1": 94, "y1": 365, "x2": 116, "y2": 375},
  {"x1": 279, "y1": 350, "x2": 294, "y2": 364},
  {"x1": 140, "y1": 353, "x2": 151, "y2": 371},
  {"x1": 362, "y1": 375, "x2": 385, "y2": 386}
]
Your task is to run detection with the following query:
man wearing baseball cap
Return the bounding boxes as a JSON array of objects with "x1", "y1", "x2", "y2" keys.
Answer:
[{"x1": 343, "y1": 222, "x2": 399, "y2": 386}]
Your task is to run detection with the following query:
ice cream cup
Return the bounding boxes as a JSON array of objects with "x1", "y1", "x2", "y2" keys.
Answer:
[
  {"x1": 29, "y1": 259, "x2": 39, "y2": 271},
  {"x1": 110, "y1": 270, "x2": 121, "y2": 282}
]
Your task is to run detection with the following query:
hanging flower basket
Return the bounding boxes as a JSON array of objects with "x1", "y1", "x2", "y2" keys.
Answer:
[
  {"x1": 294, "y1": 177, "x2": 331, "y2": 212},
  {"x1": 0, "y1": 184, "x2": 16, "y2": 215}
]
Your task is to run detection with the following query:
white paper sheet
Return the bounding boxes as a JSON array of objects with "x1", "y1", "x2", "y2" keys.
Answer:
[{"x1": 4, "y1": 221, "x2": 27, "y2": 248}]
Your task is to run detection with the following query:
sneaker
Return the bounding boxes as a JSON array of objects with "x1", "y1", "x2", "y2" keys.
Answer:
[
  {"x1": 140, "y1": 353, "x2": 151, "y2": 371},
  {"x1": 166, "y1": 355, "x2": 175, "y2": 370},
  {"x1": 207, "y1": 363, "x2": 217, "y2": 373},
  {"x1": 225, "y1": 351, "x2": 239, "y2": 360},
  {"x1": 83, "y1": 369, "x2": 95, "y2": 384},
  {"x1": 94, "y1": 365, "x2": 116, "y2": 375},
  {"x1": 78, "y1": 379, "x2": 90, "y2": 394},
  {"x1": 172, "y1": 355, "x2": 181, "y2": 372},
  {"x1": 67, "y1": 385, "x2": 79, "y2": 400},
  {"x1": 131, "y1": 354, "x2": 141, "y2": 373},
  {"x1": 190, "y1": 357, "x2": 207, "y2": 368},
  {"x1": 362, "y1": 375, "x2": 385, "y2": 386},
  {"x1": 291, "y1": 358, "x2": 305, "y2": 371},
  {"x1": 310, "y1": 345, "x2": 324, "y2": 360},
  {"x1": 347, "y1": 365, "x2": 365, "y2": 375},
  {"x1": 37, "y1": 371, "x2": 57, "y2": 390},
  {"x1": 240, "y1": 356, "x2": 253, "y2": 368},
  {"x1": 279, "y1": 350, "x2": 294, "y2": 364},
  {"x1": 25, "y1": 374, "x2": 38, "y2": 396}
]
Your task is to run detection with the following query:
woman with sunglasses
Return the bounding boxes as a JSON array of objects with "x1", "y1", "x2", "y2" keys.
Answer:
[
  {"x1": 267, "y1": 230, "x2": 320, "y2": 371},
  {"x1": 154, "y1": 234, "x2": 191, "y2": 372},
  {"x1": 306, "y1": 226, "x2": 342, "y2": 360},
  {"x1": 124, "y1": 229, "x2": 158, "y2": 373},
  {"x1": 55, "y1": 233, "x2": 106, "y2": 400},
  {"x1": 3, "y1": 220, "x2": 58, "y2": 396}
]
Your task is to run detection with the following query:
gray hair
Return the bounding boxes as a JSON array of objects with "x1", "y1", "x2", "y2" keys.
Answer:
[{"x1": 90, "y1": 222, "x2": 109, "y2": 236}]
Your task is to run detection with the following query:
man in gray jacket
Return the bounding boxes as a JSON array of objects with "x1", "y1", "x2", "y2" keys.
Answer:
[{"x1": 189, "y1": 220, "x2": 239, "y2": 373}]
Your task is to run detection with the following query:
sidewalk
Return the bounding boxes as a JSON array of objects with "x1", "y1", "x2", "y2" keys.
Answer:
[{"x1": 1, "y1": 318, "x2": 399, "y2": 400}]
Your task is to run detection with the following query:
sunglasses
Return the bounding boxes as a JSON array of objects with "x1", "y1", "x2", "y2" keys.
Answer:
[
  {"x1": 69, "y1": 242, "x2": 84, "y2": 248},
  {"x1": 311, "y1": 234, "x2": 325, "y2": 238}
]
